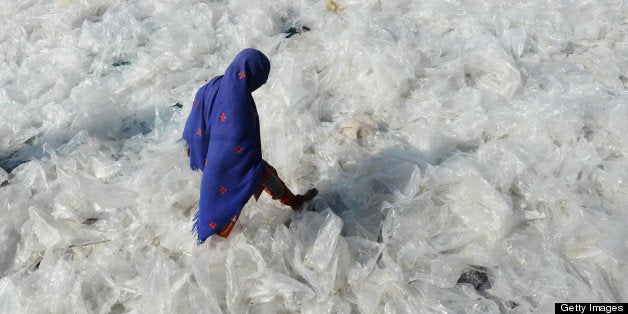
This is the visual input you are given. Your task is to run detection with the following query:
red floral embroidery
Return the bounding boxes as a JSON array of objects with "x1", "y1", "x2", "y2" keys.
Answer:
[
  {"x1": 209, "y1": 222, "x2": 217, "y2": 229},
  {"x1": 219, "y1": 186, "x2": 227, "y2": 194},
  {"x1": 197, "y1": 128, "x2": 202, "y2": 136},
  {"x1": 219, "y1": 112, "x2": 226, "y2": 122},
  {"x1": 194, "y1": 99, "x2": 199, "y2": 106},
  {"x1": 239, "y1": 71, "x2": 246, "y2": 79},
  {"x1": 234, "y1": 145, "x2": 243, "y2": 153}
]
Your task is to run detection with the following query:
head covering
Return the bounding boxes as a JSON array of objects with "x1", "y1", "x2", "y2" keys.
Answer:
[{"x1": 183, "y1": 48, "x2": 270, "y2": 244}]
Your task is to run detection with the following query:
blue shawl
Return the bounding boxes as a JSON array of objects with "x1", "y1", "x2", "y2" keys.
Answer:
[{"x1": 183, "y1": 49, "x2": 270, "y2": 244}]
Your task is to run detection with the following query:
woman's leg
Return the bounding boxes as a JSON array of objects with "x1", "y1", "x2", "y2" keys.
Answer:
[
  {"x1": 216, "y1": 161, "x2": 317, "y2": 238},
  {"x1": 261, "y1": 160, "x2": 317, "y2": 210}
]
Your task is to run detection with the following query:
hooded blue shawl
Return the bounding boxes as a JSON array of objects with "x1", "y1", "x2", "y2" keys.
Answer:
[{"x1": 183, "y1": 49, "x2": 270, "y2": 244}]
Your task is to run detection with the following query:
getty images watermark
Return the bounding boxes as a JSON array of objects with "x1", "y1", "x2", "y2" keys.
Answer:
[{"x1": 556, "y1": 303, "x2": 625, "y2": 313}]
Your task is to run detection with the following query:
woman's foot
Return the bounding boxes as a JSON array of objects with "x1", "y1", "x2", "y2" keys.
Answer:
[{"x1": 290, "y1": 188, "x2": 318, "y2": 211}]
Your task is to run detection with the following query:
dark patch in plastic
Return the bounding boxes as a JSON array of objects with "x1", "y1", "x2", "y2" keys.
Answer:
[
  {"x1": 120, "y1": 114, "x2": 154, "y2": 137},
  {"x1": 83, "y1": 218, "x2": 99, "y2": 225},
  {"x1": 284, "y1": 26, "x2": 310, "y2": 38},
  {"x1": 110, "y1": 302, "x2": 126, "y2": 314},
  {"x1": 0, "y1": 146, "x2": 43, "y2": 174},
  {"x1": 457, "y1": 265, "x2": 491, "y2": 290},
  {"x1": 505, "y1": 300, "x2": 519, "y2": 309},
  {"x1": 282, "y1": 18, "x2": 310, "y2": 38},
  {"x1": 319, "y1": 114, "x2": 333, "y2": 123},
  {"x1": 172, "y1": 102, "x2": 183, "y2": 109},
  {"x1": 112, "y1": 61, "x2": 131, "y2": 67}
]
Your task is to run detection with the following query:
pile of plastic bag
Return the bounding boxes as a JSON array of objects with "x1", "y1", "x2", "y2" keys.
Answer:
[{"x1": 1, "y1": 0, "x2": 625, "y2": 312}]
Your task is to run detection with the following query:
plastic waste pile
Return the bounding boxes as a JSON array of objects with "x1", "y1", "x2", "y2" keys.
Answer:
[{"x1": 0, "y1": 0, "x2": 626, "y2": 312}]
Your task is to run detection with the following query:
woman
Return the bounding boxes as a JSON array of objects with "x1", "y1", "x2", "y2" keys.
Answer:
[{"x1": 183, "y1": 48, "x2": 317, "y2": 244}]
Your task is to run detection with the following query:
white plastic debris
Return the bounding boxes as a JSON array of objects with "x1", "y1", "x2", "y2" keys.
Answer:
[{"x1": 0, "y1": 0, "x2": 626, "y2": 312}]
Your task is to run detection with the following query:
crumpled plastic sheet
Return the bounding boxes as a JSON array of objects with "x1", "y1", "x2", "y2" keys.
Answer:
[{"x1": 1, "y1": 0, "x2": 626, "y2": 313}]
